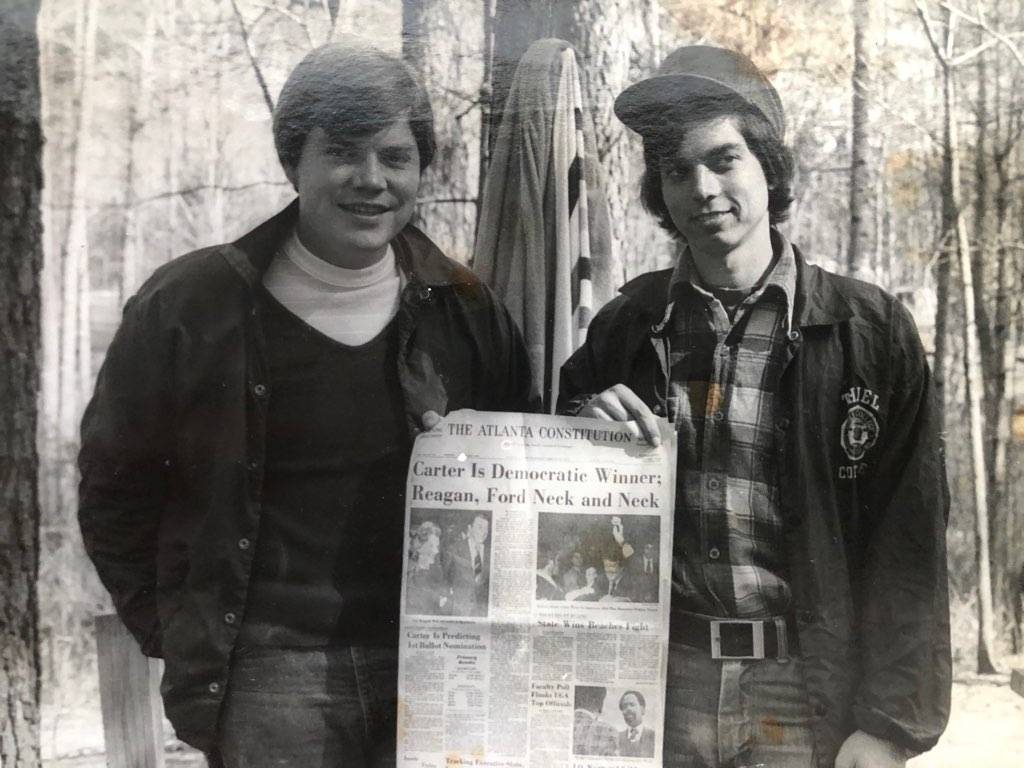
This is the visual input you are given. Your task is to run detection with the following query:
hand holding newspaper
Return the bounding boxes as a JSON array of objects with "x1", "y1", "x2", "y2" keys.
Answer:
[{"x1": 397, "y1": 410, "x2": 677, "y2": 768}]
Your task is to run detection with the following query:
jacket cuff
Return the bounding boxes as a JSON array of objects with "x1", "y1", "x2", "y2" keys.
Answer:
[
  {"x1": 123, "y1": 611, "x2": 163, "y2": 658},
  {"x1": 853, "y1": 703, "x2": 937, "y2": 756},
  {"x1": 139, "y1": 625, "x2": 163, "y2": 658}
]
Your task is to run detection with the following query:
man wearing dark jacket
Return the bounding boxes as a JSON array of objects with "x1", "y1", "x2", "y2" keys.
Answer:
[
  {"x1": 78, "y1": 42, "x2": 532, "y2": 765},
  {"x1": 559, "y1": 45, "x2": 950, "y2": 768}
]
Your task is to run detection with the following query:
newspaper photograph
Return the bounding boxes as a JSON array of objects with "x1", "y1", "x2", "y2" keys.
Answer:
[{"x1": 397, "y1": 410, "x2": 677, "y2": 768}]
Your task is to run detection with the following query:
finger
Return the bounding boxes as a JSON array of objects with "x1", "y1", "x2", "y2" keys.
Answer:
[
  {"x1": 421, "y1": 410, "x2": 442, "y2": 430},
  {"x1": 579, "y1": 403, "x2": 614, "y2": 421},
  {"x1": 594, "y1": 389, "x2": 633, "y2": 422},
  {"x1": 612, "y1": 386, "x2": 661, "y2": 446}
]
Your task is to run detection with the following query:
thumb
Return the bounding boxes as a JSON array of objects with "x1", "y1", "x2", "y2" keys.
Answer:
[{"x1": 421, "y1": 410, "x2": 443, "y2": 430}]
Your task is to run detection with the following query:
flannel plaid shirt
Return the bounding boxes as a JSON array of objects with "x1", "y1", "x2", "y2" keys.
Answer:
[{"x1": 664, "y1": 237, "x2": 798, "y2": 618}]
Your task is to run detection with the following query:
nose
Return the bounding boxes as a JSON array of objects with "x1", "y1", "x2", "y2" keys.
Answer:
[
  {"x1": 690, "y1": 164, "x2": 720, "y2": 200},
  {"x1": 353, "y1": 153, "x2": 386, "y2": 190}
]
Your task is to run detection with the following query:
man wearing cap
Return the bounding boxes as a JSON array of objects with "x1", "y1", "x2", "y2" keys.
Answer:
[
  {"x1": 78, "y1": 42, "x2": 532, "y2": 765},
  {"x1": 559, "y1": 45, "x2": 950, "y2": 767}
]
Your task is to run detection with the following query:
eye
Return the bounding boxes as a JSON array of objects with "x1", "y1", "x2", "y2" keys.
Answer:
[
  {"x1": 381, "y1": 148, "x2": 416, "y2": 168},
  {"x1": 709, "y1": 153, "x2": 740, "y2": 172},
  {"x1": 325, "y1": 144, "x2": 362, "y2": 162}
]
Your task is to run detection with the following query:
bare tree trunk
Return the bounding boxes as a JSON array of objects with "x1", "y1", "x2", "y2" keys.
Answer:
[
  {"x1": 987, "y1": 14, "x2": 1024, "y2": 644},
  {"x1": 941, "y1": 34, "x2": 998, "y2": 674},
  {"x1": 0, "y1": 1, "x2": 44, "y2": 763},
  {"x1": 563, "y1": 0, "x2": 659, "y2": 282},
  {"x1": 918, "y1": 1, "x2": 999, "y2": 672},
  {"x1": 403, "y1": 0, "x2": 484, "y2": 263},
  {"x1": 848, "y1": 0, "x2": 873, "y2": 278},
  {"x1": 207, "y1": 12, "x2": 230, "y2": 244},
  {"x1": 162, "y1": 0, "x2": 182, "y2": 261},
  {"x1": 57, "y1": 0, "x2": 98, "y2": 518},
  {"x1": 121, "y1": 5, "x2": 157, "y2": 301},
  {"x1": 930, "y1": 32, "x2": 953, "y2": 426}
]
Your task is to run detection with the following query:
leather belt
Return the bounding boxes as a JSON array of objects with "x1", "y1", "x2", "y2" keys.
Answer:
[{"x1": 669, "y1": 610, "x2": 798, "y2": 660}]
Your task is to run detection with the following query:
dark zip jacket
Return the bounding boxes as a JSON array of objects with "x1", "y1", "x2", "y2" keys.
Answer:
[
  {"x1": 78, "y1": 203, "x2": 534, "y2": 749},
  {"x1": 558, "y1": 242, "x2": 951, "y2": 760}
]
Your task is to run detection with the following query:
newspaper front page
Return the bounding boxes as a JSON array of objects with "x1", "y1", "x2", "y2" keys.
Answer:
[{"x1": 397, "y1": 410, "x2": 677, "y2": 768}]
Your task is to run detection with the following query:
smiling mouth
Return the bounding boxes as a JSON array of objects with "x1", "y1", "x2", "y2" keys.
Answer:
[
  {"x1": 339, "y1": 202, "x2": 390, "y2": 216},
  {"x1": 693, "y1": 210, "x2": 732, "y2": 221}
]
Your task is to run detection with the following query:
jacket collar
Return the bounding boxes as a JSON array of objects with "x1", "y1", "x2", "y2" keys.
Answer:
[
  {"x1": 220, "y1": 198, "x2": 469, "y2": 290},
  {"x1": 667, "y1": 230, "x2": 799, "y2": 331},
  {"x1": 618, "y1": 231, "x2": 854, "y2": 330}
]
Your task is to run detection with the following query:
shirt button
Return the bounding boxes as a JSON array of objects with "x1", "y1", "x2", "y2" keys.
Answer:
[
  {"x1": 208, "y1": 682, "x2": 221, "y2": 694},
  {"x1": 253, "y1": 383, "x2": 268, "y2": 397},
  {"x1": 237, "y1": 538, "x2": 251, "y2": 551},
  {"x1": 224, "y1": 612, "x2": 236, "y2": 625},
  {"x1": 708, "y1": 478, "x2": 720, "y2": 491},
  {"x1": 787, "y1": 330, "x2": 801, "y2": 342},
  {"x1": 708, "y1": 548, "x2": 721, "y2": 560},
  {"x1": 712, "y1": 411, "x2": 725, "y2": 422}
]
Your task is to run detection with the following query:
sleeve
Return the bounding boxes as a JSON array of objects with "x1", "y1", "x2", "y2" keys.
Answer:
[
  {"x1": 852, "y1": 300, "x2": 952, "y2": 753},
  {"x1": 480, "y1": 285, "x2": 540, "y2": 415},
  {"x1": 78, "y1": 294, "x2": 172, "y2": 658},
  {"x1": 556, "y1": 300, "x2": 620, "y2": 415}
]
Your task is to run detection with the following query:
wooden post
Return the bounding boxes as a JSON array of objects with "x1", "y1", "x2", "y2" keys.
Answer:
[
  {"x1": 1011, "y1": 668, "x2": 1024, "y2": 699},
  {"x1": 95, "y1": 613, "x2": 165, "y2": 768}
]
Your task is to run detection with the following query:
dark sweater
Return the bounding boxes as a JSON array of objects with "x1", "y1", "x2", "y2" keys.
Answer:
[{"x1": 238, "y1": 290, "x2": 411, "y2": 647}]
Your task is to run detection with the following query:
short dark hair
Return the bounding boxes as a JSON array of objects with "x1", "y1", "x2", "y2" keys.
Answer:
[
  {"x1": 273, "y1": 42, "x2": 436, "y2": 177},
  {"x1": 638, "y1": 95, "x2": 794, "y2": 237},
  {"x1": 575, "y1": 686, "x2": 607, "y2": 713},
  {"x1": 619, "y1": 690, "x2": 646, "y2": 710},
  {"x1": 603, "y1": 548, "x2": 624, "y2": 565}
]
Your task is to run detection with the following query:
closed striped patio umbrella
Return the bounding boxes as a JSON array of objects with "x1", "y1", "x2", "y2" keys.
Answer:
[{"x1": 474, "y1": 38, "x2": 616, "y2": 413}]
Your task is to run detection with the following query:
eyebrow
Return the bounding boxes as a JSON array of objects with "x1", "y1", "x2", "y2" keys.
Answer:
[{"x1": 668, "y1": 141, "x2": 744, "y2": 162}]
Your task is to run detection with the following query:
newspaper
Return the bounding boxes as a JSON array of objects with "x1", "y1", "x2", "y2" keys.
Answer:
[{"x1": 397, "y1": 410, "x2": 677, "y2": 768}]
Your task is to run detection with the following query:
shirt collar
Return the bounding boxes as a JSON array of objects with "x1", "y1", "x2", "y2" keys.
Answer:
[{"x1": 666, "y1": 229, "x2": 798, "y2": 331}]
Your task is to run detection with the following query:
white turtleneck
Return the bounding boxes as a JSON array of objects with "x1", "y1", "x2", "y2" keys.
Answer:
[{"x1": 262, "y1": 230, "x2": 405, "y2": 346}]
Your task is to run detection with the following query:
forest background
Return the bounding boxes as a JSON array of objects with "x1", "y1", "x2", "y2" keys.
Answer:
[{"x1": 3, "y1": 0, "x2": 1024, "y2": 764}]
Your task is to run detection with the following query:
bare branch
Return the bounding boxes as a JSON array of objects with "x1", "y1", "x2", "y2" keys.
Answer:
[
  {"x1": 250, "y1": 2, "x2": 315, "y2": 49},
  {"x1": 229, "y1": 0, "x2": 276, "y2": 116},
  {"x1": 941, "y1": 1, "x2": 1024, "y2": 68},
  {"x1": 48, "y1": 181, "x2": 293, "y2": 211},
  {"x1": 950, "y1": 36, "x2": 1002, "y2": 66},
  {"x1": 915, "y1": 0, "x2": 949, "y2": 66}
]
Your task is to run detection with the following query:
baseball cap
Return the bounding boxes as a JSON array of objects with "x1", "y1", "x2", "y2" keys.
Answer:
[{"x1": 614, "y1": 45, "x2": 785, "y2": 140}]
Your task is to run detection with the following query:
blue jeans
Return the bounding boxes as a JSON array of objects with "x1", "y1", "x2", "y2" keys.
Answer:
[
  {"x1": 207, "y1": 646, "x2": 398, "y2": 768},
  {"x1": 663, "y1": 642, "x2": 822, "y2": 768}
]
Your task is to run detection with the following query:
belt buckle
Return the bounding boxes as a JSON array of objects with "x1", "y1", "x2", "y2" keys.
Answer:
[{"x1": 710, "y1": 619, "x2": 765, "y2": 660}]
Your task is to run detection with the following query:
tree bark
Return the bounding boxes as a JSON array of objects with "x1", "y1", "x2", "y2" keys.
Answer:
[
  {"x1": 403, "y1": 0, "x2": 484, "y2": 263},
  {"x1": 489, "y1": 0, "x2": 661, "y2": 282},
  {"x1": 0, "y1": 1, "x2": 44, "y2": 764}
]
